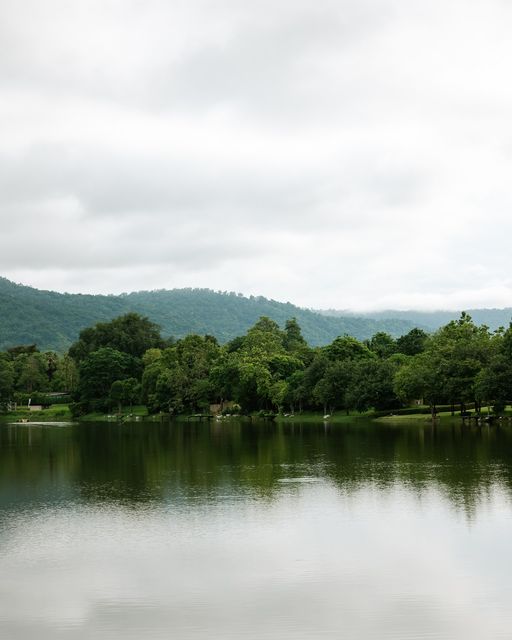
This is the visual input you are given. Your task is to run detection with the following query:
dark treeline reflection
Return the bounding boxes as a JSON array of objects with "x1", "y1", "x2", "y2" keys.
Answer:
[{"x1": 1, "y1": 420, "x2": 512, "y2": 515}]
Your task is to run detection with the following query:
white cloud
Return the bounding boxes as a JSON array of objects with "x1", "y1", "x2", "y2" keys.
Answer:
[{"x1": 1, "y1": 0, "x2": 512, "y2": 309}]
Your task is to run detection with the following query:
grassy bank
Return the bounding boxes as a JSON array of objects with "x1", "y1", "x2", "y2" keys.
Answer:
[
  {"x1": 3, "y1": 404, "x2": 504, "y2": 425},
  {"x1": 374, "y1": 406, "x2": 512, "y2": 423},
  {"x1": 78, "y1": 408, "x2": 370, "y2": 423},
  {"x1": 0, "y1": 404, "x2": 72, "y2": 422},
  {"x1": 275, "y1": 410, "x2": 373, "y2": 423},
  {"x1": 79, "y1": 405, "x2": 150, "y2": 422}
]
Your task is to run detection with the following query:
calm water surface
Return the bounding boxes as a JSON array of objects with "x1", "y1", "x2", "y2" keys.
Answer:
[{"x1": 1, "y1": 418, "x2": 512, "y2": 639}]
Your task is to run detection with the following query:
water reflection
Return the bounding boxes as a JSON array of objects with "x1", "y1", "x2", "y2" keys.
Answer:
[
  {"x1": 1, "y1": 419, "x2": 512, "y2": 639},
  {"x1": 1, "y1": 419, "x2": 512, "y2": 515}
]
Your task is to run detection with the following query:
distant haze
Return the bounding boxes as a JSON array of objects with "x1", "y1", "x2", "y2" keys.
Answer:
[
  {"x1": 1, "y1": 0, "x2": 512, "y2": 310},
  {"x1": 319, "y1": 307, "x2": 512, "y2": 332}
]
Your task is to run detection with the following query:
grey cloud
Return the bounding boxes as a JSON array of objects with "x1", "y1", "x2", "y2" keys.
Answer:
[
  {"x1": 0, "y1": 0, "x2": 394, "y2": 121},
  {"x1": 0, "y1": 134, "x2": 429, "y2": 223},
  {"x1": 0, "y1": 198, "x2": 272, "y2": 272},
  {"x1": 155, "y1": 4, "x2": 389, "y2": 116},
  {"x1": 1, "y1": 0, "x2": 512, "y2": 309}
]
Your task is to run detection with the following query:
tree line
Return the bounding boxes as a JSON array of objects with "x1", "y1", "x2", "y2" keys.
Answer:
[{"x1": 1, "y1": 311, "x2": 512, "y2": 417}]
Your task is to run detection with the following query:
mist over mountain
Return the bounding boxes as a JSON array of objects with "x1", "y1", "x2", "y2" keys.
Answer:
[
  {"x1": 318, "y1": 308, "x2": 512, "y2": 332},
  {"x1": 0, "y1": 278, "x2": 418, "y2": 352}
]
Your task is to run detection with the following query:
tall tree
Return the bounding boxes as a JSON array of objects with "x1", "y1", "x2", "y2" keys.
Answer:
[
  {"x1": 396, "y1": 328, "x2": 428, "y2": 356},
  {"x1": 78, "y1": 348, "x2": 134, "y2": 407},
  {"x1": 0, "y1": 354, "x2": 14, "y2": 403}
]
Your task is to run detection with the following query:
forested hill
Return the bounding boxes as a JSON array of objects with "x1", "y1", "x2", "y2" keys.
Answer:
[
  {"x1": 0, "y1": 278, "x2": 418, "y2": 351},
  {"x1": 319, "y1": 308, "x2": 512, "y2": 332}
]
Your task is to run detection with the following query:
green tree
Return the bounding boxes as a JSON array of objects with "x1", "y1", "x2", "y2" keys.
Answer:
[
  {"x1": 283, "y1": 318, "x2": 308, "y2": 353},
  {"x1": 270, "y1": 379, "x2": 288, "y2": 413},
  {"x1": 474, "y1": 324, "x2": 512, "y2": 413},
  {"x1": 122, "y1": 377, "x2": 140, "y2": 411},
  {"x1": 0, "y1": 354, "x2": 14, "y2": 404},
  {"x1": 110, "y1": 380, "x2": 125, "y2": 414},
  {"x1": 396, "y1": 328, "x2": 428, "y2": 356},
  {"x1": 155, "y1": 366, "x2": 186, "y2": 414},
  {"x1": 346, "y1": 358, "x2": 401, "y2": 412},
  {"x1": 366, "y1": 332, "x2": 397, "y2": 359},
  {"x1": 78, "y1": 348, "x2": 134, "y2": 408},
  {"x1": 475, "y1": 355, "x2": 511, "y2": 413},
  {"x1": 432, "y1": 313, "x2": 492, "y2": 412},
  {"x1": 14, "y1": 353, "x2": 48, "y2": 393},
  {"x1": 44, "y1": 351, "x2": 59, "y2": 384},
  {"x1": 69, "y1": 313, "x2": 165, "y2": 362},
  {"x1": 325, "y1": 335, "x2": 375, "y2": 362},
  {"x1": 393, "y1": 352, "x2": 446, "y2": 417},
  {"x1": 7, "y1": 345, "x2": 38, "y2": 359},
  {"x1": 313, "y1": 361, "x2": 352, "y2": 414},
  {"x1": 285, "y1": 370, "x2": 307, "y2": 413},
  {"x1": 211, "y1": 317, "x2": 290, "y2": 412},
  {"x1": 302, "y1": 352, "x2": 329, "y2": 407},
  {"x1": 52, "y1": 354, "x2": 79, "y2": 393}
]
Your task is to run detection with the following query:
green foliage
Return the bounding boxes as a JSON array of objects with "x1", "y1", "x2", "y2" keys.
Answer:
[
  {"x1": 109, "y1": 377, "x2": 140, "y2": 412},
  {"x1": 283, "y1": 318, "x2": 307, "y2": 353},
  {"x1": 475, "y1": 356, "x2": 510, "y2": 413},
  {"x1": 0, "y1": 354, "x2": 14, "y2": 403},
  {"x1": 109, "y1": 380, "x2": 125, "y2": 412},
  {"x1": 475, "y1": 323, "x2": 512, "y2": 411},
  {"x1": 78, "y1": 347, "x2": 135, "y2": 408},
  {"x1": 396, "y1": 328, "x2": 428, "y2": 356},
  {"x1": 13, "y1": 392, "x2": 72, "y2": 406},
  {"x1": 52, "y1": 354, "x2": 79, "y2": 393},
  {"x1": 14, "y1": 353, "x2": 49, "y2": 393},
  {"x1": 211, "y1": 316, "x2": 310, "y2": 412},
  {"x1": 4, "y1": 309, "x2": 512, "y2": 419},
  {"x1": 325, "y1": 335, "x2": 375, "y2": 362},
  {"x1": 345, "y1": 358, "x2": 401, "y2": 412},
  {"x1": 312, "y1": 361, "x2": 351, "y2": 413},
  {"x1": 393, "y1": 314, "x2": 496, "y2": 414},
  {"x1": 7, "y1": 344, "x2": 38, "y2": 358},
  {"x1": 69, "y1": 313, "x2": 165, "y2": 362},
  {"x1": 365, "y1": 332, "x2": 397, "y2": 359},
  {"x1": 141, "y1": 334, "x2": 221, "y2": 413},
  {"x1": 0, "y1": 348, "x2": 79, "y2": 402}
]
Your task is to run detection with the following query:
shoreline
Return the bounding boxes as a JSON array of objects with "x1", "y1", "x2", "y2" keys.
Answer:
[{"x1": 2, "y1": 405, "x2": 505, "y2": 425}]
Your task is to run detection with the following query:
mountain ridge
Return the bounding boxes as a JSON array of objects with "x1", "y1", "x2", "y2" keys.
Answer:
[{"x1": 0, "y1": 277, "x2": 418, "y2": 351}]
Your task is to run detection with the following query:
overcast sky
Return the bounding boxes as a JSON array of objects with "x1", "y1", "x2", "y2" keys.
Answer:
[{"x1": 1, "y1": 0, "x2": 512, "y2": 310}]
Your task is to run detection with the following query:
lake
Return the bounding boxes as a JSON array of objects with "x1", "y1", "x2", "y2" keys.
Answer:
[{"x1": 1, "y1": 418, "x2": 512, "y2": 639}]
